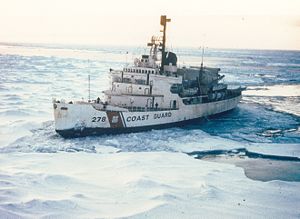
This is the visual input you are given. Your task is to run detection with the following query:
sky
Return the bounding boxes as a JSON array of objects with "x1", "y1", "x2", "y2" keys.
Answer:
[{"x1": 0, "y1": 0, "x2": 299, "y2": 50}]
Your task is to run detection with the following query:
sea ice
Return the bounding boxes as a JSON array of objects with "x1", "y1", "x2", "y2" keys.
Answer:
[{"x1": 0, "y1": 152, "x2": 299, "y2": 218}]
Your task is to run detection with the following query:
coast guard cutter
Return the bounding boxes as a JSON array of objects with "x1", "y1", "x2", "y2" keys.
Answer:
[{"x1": 53, "y1": 15, "x2": 244, "y2": 137}]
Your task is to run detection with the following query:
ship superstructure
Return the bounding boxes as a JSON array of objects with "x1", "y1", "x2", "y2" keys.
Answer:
[{"x1": 53, "y1": 16, "x2": 243, "y2": 137}]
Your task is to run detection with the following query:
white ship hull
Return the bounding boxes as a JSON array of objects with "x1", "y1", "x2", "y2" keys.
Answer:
[{"x1": 53, "y1": 95, "x2": 241, "y2": 137}]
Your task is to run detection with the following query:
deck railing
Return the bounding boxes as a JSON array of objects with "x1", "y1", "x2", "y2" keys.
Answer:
[{"x1": 124, "y1": 106, "x2": 179, "y2": 112}]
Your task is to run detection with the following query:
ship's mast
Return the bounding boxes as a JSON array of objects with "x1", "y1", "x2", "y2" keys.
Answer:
[
  {"x1": 160, "y1": 15, "x2": 171, "y2": 73},
  {"x1": 198, "y1": 46, "x2": 205, "y2": 95},
  {"x1": 201, "y1": 46, "x2": 204, "y2": 69}
]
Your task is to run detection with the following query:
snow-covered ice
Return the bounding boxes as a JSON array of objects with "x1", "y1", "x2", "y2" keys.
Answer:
[{"x1": 0, "y1": 152, "x2": 299, "y2": 219}]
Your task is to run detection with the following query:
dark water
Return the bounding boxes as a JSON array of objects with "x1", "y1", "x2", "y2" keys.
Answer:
[{"x1": 196, "y1": 103, "x2": 300, "y2": 144}]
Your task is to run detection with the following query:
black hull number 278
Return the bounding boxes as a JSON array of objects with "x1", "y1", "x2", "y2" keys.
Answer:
[{"x1": 92, "y1": 117, "x2": 106, "y2": 122}]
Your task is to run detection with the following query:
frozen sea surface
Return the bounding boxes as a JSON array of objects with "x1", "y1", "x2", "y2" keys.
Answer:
[
  {"x1": 1, "y1": 152, "x2": 300, "y2": 219},
  {"x1": 0, "y1": 43, "x2": 300, "y2": 218}
]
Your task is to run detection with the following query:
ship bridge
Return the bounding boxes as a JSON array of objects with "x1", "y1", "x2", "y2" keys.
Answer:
[{"x1": 123, "y1": 67, "x2": 158, "y2": 75}]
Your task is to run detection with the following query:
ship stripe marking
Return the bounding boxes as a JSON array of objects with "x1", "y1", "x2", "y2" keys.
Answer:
[
  {"x1": 120, "y1": 112, "x2": 127, "y2": 128},
  {"x1": 106, "y1": 112, "x2": 124, "y2": 128}
]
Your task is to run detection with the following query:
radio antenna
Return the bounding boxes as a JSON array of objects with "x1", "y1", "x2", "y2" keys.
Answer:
[
  {"x1": 201, "y1": 46, "x2": 204, "y2": 68},
  {"x1": 88, "y1": 74, "x2": 91, "y2": 103},
  {"x1": 87, "y1": 59, "x2": 91, "y2": 103},
  {"x1": 198, "y1": 46, "x2": 205, "y2": 96}
]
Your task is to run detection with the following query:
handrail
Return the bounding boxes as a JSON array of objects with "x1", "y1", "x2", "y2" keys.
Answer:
[{"x1": 125, "y1": 106, "x2": 179, "y2": 112}]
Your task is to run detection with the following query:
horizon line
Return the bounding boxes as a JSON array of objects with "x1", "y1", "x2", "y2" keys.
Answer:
[{"x1": 0, "y1": 41, "x2": 299, "y2": 53}]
